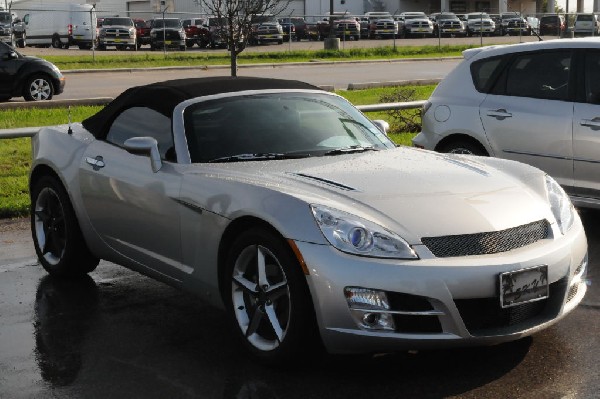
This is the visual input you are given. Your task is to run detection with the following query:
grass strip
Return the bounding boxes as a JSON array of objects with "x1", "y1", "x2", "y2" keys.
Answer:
[{"x1": 44, "y1": 45, "x2": 470, "y2": 70}]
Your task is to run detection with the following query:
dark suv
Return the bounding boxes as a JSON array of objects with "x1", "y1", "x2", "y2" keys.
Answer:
[
  {"x1": 149, "y1": 18, "x2": 186, "y2": 51},
  {"x1": 539, "y1": 14, "x2": 566, "y2": 36},
  {"x1": 0, "y1": 41, "x2": 65, "y2": 101}
]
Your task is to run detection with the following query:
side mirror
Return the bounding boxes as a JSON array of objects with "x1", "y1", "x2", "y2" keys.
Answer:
[
  {"x1": 3, "y1": 51, "x2": 18, "y2": 60},
  {"x1": 372, "y1": 120, "x2": 390, "y2": 135},
  {"x1": 123, "y1": 137, "x2": 162, "y2": 173}
]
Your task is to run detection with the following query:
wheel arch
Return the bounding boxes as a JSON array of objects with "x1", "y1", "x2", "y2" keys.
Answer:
[
  {"x1": 217, "y1": 216, "x2": 292, "y2": 300},
  {"x1": 434, "y1": 133, "x2": 490, "y2": 155},
  {"x1": 20, "y1": 71, "x2": 57, "y2": 98}
]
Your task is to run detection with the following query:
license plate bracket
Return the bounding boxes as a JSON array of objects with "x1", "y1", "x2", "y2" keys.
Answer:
[{"x1": 500, "y1": 265, "x2": 548, "y2": 308}]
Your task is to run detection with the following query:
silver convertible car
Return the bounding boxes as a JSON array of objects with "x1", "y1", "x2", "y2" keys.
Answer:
[{"x1": 30, "y1": 77, "x2": 588, "y2": 364}]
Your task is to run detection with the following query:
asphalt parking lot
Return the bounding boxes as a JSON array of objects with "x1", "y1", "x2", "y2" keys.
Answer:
[{"x1": 0, "y1": 209, "x2": 598, "y2": 399}]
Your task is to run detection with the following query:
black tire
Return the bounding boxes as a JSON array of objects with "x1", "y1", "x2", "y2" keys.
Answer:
[
  {"x1": 17, "y1": 33, "x2": 26, "y2": 48},
  {"x1": 31, "y1": 176, "x2": 99, "y2": 277},
  {"x1": 440, "y1": 139, "x2": 488, "y2": 156},
  {"x1": 0, "y1": 96, "x2": 10, "y2": 102},
  {"x1": 51, "y1": 36, "x2": 62, "y2": 48},
  {"x1": 224, "y1": 227, "x2": 320, "y2": 365},
  {"x1": 180, "y1": 45, "x2": 186, "y2": 51},
  {"x1": 23, "y1": 74, "x2": 54, "y2": 101}
]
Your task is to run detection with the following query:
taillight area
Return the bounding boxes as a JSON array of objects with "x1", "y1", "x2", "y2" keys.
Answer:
[
  {"x1": 421, "y1": 100, "x2": 432, "y2": 118},
  {"x1": 68, "y1": 24, "x2": 73, "y2": 35}
]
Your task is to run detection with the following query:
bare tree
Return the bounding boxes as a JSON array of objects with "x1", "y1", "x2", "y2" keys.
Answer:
[{"x1": 201, "y1": 0, "x2": 290, "y2": 77}]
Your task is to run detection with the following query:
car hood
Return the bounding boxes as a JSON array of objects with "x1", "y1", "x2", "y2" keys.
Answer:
[{"x1": 189, "y1": 147, "x2": 551, "y2": 243}]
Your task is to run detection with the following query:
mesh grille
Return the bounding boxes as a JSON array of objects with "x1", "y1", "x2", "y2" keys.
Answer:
[
  {"x1": 567, "y1": 284, "x2": 578, "y2": 302},
  {"x1": 422, "y1": 220, "x2": 549, "y2": 258}
]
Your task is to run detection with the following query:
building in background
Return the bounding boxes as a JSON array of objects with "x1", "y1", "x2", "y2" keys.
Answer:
[{"x1": 8, "y1": 0, "x2": 599, "y2": 23}]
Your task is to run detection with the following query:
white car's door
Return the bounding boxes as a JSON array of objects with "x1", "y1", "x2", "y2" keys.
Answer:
[
  {"x1": 572, "y1": 50, "x2": 600, "y2": 201},
  {"x1": 479, "y1": 49, "x2": 575, "y2": 189},
  {"x1": 79, "y1": 106, "x2": 188, "y2": 281}
]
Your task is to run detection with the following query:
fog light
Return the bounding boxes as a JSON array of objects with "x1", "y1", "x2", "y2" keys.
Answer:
[
  {"x1": 345, "y1": 287, "x2": 389, "y2": 310},
  {"x1": 345, "y1": 287, "x2": 395, "y2": 331}
]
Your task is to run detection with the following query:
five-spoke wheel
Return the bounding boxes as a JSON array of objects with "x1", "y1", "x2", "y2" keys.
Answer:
[{"x1": 225, "y1": 228, "x2": 320, "y2": 364}]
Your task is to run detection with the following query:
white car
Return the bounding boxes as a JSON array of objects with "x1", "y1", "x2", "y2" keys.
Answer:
[
  {"x1": 31, "y1": 77, "x2": 588, "y2": 364},
  {"x1": 413, "y1": 38, "x2": 600, "y2": 209}
]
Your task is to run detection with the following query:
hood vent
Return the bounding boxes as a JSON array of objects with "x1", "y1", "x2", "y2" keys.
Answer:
[{"x1": 292, "y1": 173, "x2": 357, "y2": 191}]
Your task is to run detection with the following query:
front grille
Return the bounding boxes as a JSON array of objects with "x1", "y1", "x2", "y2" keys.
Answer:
[
  {"x1": 376, "y1": 21, "x2": 396, "y2": 29},
  {"x1": 156, "y1": 30, "x2": 182, "y2": 40},
  {"x1": 441, "y1": 21, "x2": 461, "y2": 28},
  {"x1": 455, "y1": 277, "x2": 566, "y2": 336},
  {"x1": 422, "y1": 219, "x2": 549, "y2": 258}
]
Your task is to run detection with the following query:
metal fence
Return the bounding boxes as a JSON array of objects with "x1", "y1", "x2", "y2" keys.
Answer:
[{"x1": 0, "y1": 100, "x2": 428, "y2": 140}]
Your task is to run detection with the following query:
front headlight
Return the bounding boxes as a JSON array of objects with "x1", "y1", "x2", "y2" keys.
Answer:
[
  {"x1": 545, "y1": 175, "x2": 574, "y2": 235},
  {"x1": 310, "y1": 205, "x2": 418, "y2": 259}
]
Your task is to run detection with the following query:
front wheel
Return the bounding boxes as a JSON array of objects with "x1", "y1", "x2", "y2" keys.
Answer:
[
  {"x1": 23, "y1": 75, "x2": 54, "y2": 101},
  {"x1": 31, "y1": 176, "x2": 99, "y2": 277},
  {"x1": 225, "y1": 228, "x2": 320, "y2": 365}
]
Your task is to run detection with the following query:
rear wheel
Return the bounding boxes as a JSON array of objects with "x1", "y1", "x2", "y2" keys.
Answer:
[
  {"x1": 17, "y1": 33, "x2": 26, "y2": 48},
  {"x1": 224, "y1": 228, "x2": 320, "y2": 365},
  {"x1": 440, "y1": 139, "x2": 488, "y2": 156},
  {"x1": 51, "y1": 36, "x2": 62, "y2": 48},
  {"x1": 31, "y1": 176, "x2": 99, "y2": 277},
  {"x1": 23, "y1": 75, "x2": 54, "y2": 101}
]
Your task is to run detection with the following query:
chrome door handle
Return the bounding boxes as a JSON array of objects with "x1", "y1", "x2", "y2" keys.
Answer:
[
  {"x1": 580, "y1": 117, "x2": 600, "y2": 128},
  {"x1": 486, "y1": 109, "x2": 513, "y2": 120},
  {"x1": 85, "y1": 156, "x2": 105, "y2": 171}
]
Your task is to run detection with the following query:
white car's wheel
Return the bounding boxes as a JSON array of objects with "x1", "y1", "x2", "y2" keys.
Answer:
[
  {"x1": 225, "y1": 228, "x2": 320, "y2": 365},
  {"x1": 31, "y1": 176, "x2": 99, "y2": 276}
]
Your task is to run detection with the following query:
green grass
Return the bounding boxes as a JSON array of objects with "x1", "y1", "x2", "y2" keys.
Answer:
[
  {"x1": 0, "y1": 85, "x2": 434, "y2": 218},
  {"x1": 44, "y1": 45, "x2": 469, "y2": 70}
]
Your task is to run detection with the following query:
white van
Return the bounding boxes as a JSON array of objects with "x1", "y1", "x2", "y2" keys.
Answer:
[{"x1": 20, "y1": 3, "x2": 96, "y2": 49}]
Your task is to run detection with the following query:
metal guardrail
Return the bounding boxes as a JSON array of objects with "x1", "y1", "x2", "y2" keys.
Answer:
[{"x1": 0, "y1": 100, "x2": 427, "y2": 139}]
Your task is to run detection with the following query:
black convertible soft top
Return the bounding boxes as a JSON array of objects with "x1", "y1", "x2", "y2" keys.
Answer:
[{"x1": 82, "y1": 76, "x2": 322, "y2": 139}]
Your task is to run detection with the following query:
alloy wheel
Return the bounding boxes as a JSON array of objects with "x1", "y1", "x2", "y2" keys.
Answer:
[
  {"x1": 231, "y1": 244, "x2": 291, "y2": 351},
  {"x1": 34, "y1": 187, "x2": 67, "y2": 266}
]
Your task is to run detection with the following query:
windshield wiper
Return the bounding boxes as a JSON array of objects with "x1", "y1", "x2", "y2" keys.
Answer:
[
  {"x1": 323, "y1": 146, "x2": 379, "y2": 156},
  {"x1": 208, "y1": 152, "x2": 312, "y2": 163}
]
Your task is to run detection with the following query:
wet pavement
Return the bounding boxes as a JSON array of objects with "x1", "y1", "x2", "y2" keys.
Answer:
[{"x1": 0, "y1": 211, "x2": 599, "y2": 399}]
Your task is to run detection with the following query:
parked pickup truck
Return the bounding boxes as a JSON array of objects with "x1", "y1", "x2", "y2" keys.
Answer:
[{"x1": 0, "y1": 11, "x2": 26, "y2": 48}]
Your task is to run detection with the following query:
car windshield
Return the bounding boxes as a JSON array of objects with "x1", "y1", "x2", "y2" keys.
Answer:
[
  {"x1": 102, "y1": 18, "x2": 133, "y2": 26},
  {"x1": 252, "y1": 15, "x2": 277, "y2": 24},
  {"x1": 437, "y1": 14, "x2": 458, "y2": 20},
  {"x1": 153, "y1": 19, "x2": 181, "y2": 28},
  {"x1": 208, "y1": 17, "x2": 226, "y2": 27},
  {"x1": 404, "y1": 14, "x2": 426, "y2": 20},
  {"x1": 0, "y1": 13, "x2": 11, "y2": 23},
  {"x1": 468, "y1": 14, "x2": 490, "y2": 20},
  {"x1": 577, "y1": 15, "x2": 594, "y2": 21},
  {"x1": 183, "y1": 92, "x2": 395, "y2": 163}
]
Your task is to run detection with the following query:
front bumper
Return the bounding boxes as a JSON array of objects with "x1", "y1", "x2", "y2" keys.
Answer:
[
  {"x1": 152, "y1": 39, "x2": 185, "y2": 48},
  {"x1": 407, "y1": 27, "x2": 433, "y2": 34},
  {"x1": 257, "y1": 34, "x2": 283, "y2": 42},
  {"x1": 99, "y1": 37, "x2": 136, "y2": 46},
  {"x1": 296, "y1": 215, "x2": 587, "y2": 354}
]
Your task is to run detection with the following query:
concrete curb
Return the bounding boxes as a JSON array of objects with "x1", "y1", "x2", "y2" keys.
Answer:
[{"x1": 61, "y1": 56, "x2": 463, "y2": 75}]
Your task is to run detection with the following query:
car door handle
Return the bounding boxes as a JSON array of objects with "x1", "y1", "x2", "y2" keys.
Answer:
[
  {"x1": 486, "y1": 109, "x2": 513, "y2": 120},
  {"x1": 85, "y1": 156, "x2": 105, "y2": 171},
  {"x1": 580, "y1": 117, "x2": 600, "y2": 128}
]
